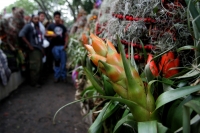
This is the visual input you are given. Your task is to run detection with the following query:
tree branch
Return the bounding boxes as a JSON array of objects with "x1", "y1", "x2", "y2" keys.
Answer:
[
  {"x1": 34, "y1": 0, "x2": 52, "y2": 20},
  {"x1": 65, "y1": 0, "x2": 76, "y2": 21}
]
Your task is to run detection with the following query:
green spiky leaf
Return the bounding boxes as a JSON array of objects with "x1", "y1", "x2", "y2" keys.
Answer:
[
  {"x1": 155, "y1": 84, "x2": 200, "y2": 110},
  {"x1": 84, "y1": 67, "x2": 105, "y2": 95}
]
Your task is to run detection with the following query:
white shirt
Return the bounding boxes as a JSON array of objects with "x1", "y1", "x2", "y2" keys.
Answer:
[{"x1": 39, "y1": 22, "x2": 45, "y2": 39}]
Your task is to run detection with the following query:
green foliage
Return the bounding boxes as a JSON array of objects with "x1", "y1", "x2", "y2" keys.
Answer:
[
  {"x1": 113, "y1": 113, "x2": 137, "y2": 133},
  {"x1": 3, "y1": 0, "x2": 38, "y2": 15},
  {"x1": 84, "y1": 67, "x2": 105, "y2": 95},
  {"x1": 88, "y1": 101, "x2": 121, "y2": 133},
  {"x1": 82, "y1": 0, "x2": 94, "y2": 14},
  {"x1": 67, "y1": 36, "x2": 87, "y2": 68}
]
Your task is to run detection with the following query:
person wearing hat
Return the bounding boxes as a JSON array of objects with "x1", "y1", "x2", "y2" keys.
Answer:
[{"x1": 19, "y1": 14, "x2": 44, "y2": 88}]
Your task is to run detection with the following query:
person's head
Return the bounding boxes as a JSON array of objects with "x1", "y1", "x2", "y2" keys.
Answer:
[
  {"x1": 12, "y1": 7, "x2": 16, "y2": 13},
  {"x1": 38, "y1": 11, "x2": 45, "y2": 22},
  {"x1": 53, "y1": 11, "x2": 61, "y2": 24},
  {"x1": 31, "y1": 14, "x2": 39, "y2": 26},
  {"x1": 24, "y1": 15, "x2": 31, "y2": 23}
]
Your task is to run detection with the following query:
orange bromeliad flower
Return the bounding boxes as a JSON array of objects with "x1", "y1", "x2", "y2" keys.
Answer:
[
  {"x1": 89, "y1": 54, "x2": 106, "y2": 67},
  {"x1": 81, "y1": 33, "x2": 89, "y2": 45},
  {"x1": 84, "y1": 44, "x2": 96, "y2": 54},
  {"x1": 106, "y1": 40, "x2": 117, "y2": 53},
  {"x1": 159, "y1": 51, "x2": 174, "y2": 70},
  {"x1": 147, "y1": 54, "x2": 159, "y2": 77},
  {"x1": 90, "y1": 33, "x2": 107, "y2": 57},
  {"x1": 106, "y1": 41, "x2": 123, "y2": 67},
  {"x1": 159, "y1": 51, "x2": 180, "y2": 78},
  {"x1": 99, "y1": 61, "x2": 125, "y2": 82}
]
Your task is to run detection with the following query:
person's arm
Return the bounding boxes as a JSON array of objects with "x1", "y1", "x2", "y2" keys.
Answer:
[
  {"x1": 19, "y1": 24, "x2": 34, "y2": 51},
  {"x1": 63, "y1": 27, "x2": 69, "y2": 50},
  {"x1": 22, "y1": 37, "x2": 34, "y2": 51},
  {"x1": 63, "y1": 32, "x2": 69, "y2": 50},
  {"x1": 45, "y1": 24, "x2": 56, "y2": 37}
]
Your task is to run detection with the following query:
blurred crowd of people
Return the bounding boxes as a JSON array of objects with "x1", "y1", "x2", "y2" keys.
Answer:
[{"x1": 0, "y1": 7, "x2": 69, "y2": 87}]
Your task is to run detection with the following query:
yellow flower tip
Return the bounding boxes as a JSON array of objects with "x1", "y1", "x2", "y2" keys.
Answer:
[
  {"x1": 110, "y1": 81, "x2": 127, "y2": 98},
  {"x1": 90, "y1": 34, "x2": 107, "y2": 57},
  {"x1": 90, "y1": 33, "x2": 105, "y2": 45},
  {"x1": 81, "y1": 33, "x2": 88, "y2": 45},
  {"x1": 90, "y1": 33, "x2": 97, "y2": 39},
  {"x1": 88, "y1": 54, "x2": 92, "y2": 58},
  {"x1": 90, "y1": 54, "x2": 107, "y2": 67},
  {"x1": 84, "y1": 44, "x2": 96, "y2": 54},
  {"x1": 99, "y1": 61, "x2": 125, "y2": 82},
  {"x1": 106, "y1": 40, "x2": 117, "y2": 52},
  {"x1": 106, "y1": 52, "x2": 123, "y2": 68}
]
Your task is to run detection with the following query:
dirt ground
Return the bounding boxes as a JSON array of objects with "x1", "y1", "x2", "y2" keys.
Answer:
[{"x1": 0, "y1": 75, "x2": 89, "y2": 133}]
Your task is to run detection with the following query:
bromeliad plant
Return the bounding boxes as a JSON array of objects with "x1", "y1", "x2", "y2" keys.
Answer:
[
  {"x1": 84, "y1": 33, "x2": 158, "y2": 122},
  {"x1": 83, "y1": 1, "x2": 200, "y2": 132},
  {"x1": 81, "y1": 32, "x2": 200, "y2": 133},
  {"x1": 54, "y1": 1, "x2": 200, "y2": 132}
]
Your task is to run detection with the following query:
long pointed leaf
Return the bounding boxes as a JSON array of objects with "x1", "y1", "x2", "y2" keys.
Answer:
[
  {"x1": 144, "y1": 63, "x2": 155, "y2": 82},
  {"x1": 103, "y1": 75, "x2": 116, "y2": 96},
  {"x1": 130, "y1": 39, "x2": 138, "y2": 72},
  {"x1": 113, "y1": 113, "x2": 137, "y2": 133},
  {"x1": 155, "y1": 84, "x2": 200, "y2": 110},
  {"x1": 93, "y1": 95, "x2": 150, "y2": 122},
  {"x1": 184, "y1": 97, "x2": 200, "y2": 114},
  {"x1": 183, "y1": 106, "x2": 190, "y2": 133},
  {"x1": 170, "y1": 96, "x2": 194, "y2": 131},
  {"x1": 188, "y1": 0, "x2": 200, "y2": 32},
  {"x1": 84, "y1": 67, "x2": 105, "y2": 95},
  {"x1": 171, "y1": 102, "x2": 185, "y2": 131},
  {"x1": 116, "y1": 35, "x2": 135, "y2": 90},
  {"x1": 139, "y1": 39, "x2": 147, "y2": 62},
  {"x1": 166, "y1": 100, "x2": 182, "y2": 127},
  {"x1": 177, "y1": 45, "x2": 197, "y2": 52},
  {"x1": 175, "y1": 69, "x2": 200, "y2": 79},
  {"x1": 53, "y1": 99, "x2": 84, "y2": 124},
  {"x1": 117, "y1": 35, "x2": 147, "y2": 110},
  {"x1": 157, "y1": 122, "x2": 172, "y2": 133},
  {"x1": 138, "y1": 121, "x2": 157, "y2": 133},
  {"x1": 89, "y1": 101, "x2": 120, "y2": 133},
  {"x1": 102, "y1": 101, "x2": 120, "y2": 121},
  {"x1": 81, "y1": 86, "x2": 95, "y2": 97}
]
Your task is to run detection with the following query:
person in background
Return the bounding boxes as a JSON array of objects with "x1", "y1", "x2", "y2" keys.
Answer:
[
  {"x1": 19, "y1": 14, "x2": 44, "y2": 88},
  {"x1": 12, "y1": 7, "x2": 16, "y2": 14},
  {"x1": 37, "y1": 11, "x2": 49, "y2": 80},
  {"x1": 38, "y1": 11, "x2": 45, "y2": 23},
  {"x1": 39, "y1": 12, "x2": 54, "y2": 75},
  {"x1": 38, "y1": 11, "x2": 46, "y2": 40},
  {"x1": 46, "y1": 11, "x2": 68, "y2": 83},
  {"x1": 24, "y1": 15, "x2": 31, "y2": 23}
]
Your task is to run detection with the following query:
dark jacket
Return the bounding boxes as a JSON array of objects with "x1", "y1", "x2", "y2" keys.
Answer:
[{"x1": 19, "y1": 23, "x2": 43, "y2": 51}]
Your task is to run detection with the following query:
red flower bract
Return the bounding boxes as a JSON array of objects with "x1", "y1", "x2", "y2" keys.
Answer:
[{"x1": 159, "y1": 51, "x2": 180, "y2": 78}]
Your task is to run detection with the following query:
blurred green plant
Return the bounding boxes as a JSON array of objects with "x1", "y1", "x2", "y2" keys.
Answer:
[{"x1": 66, "y1": 35, "x2": 87, "y2": 70}]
